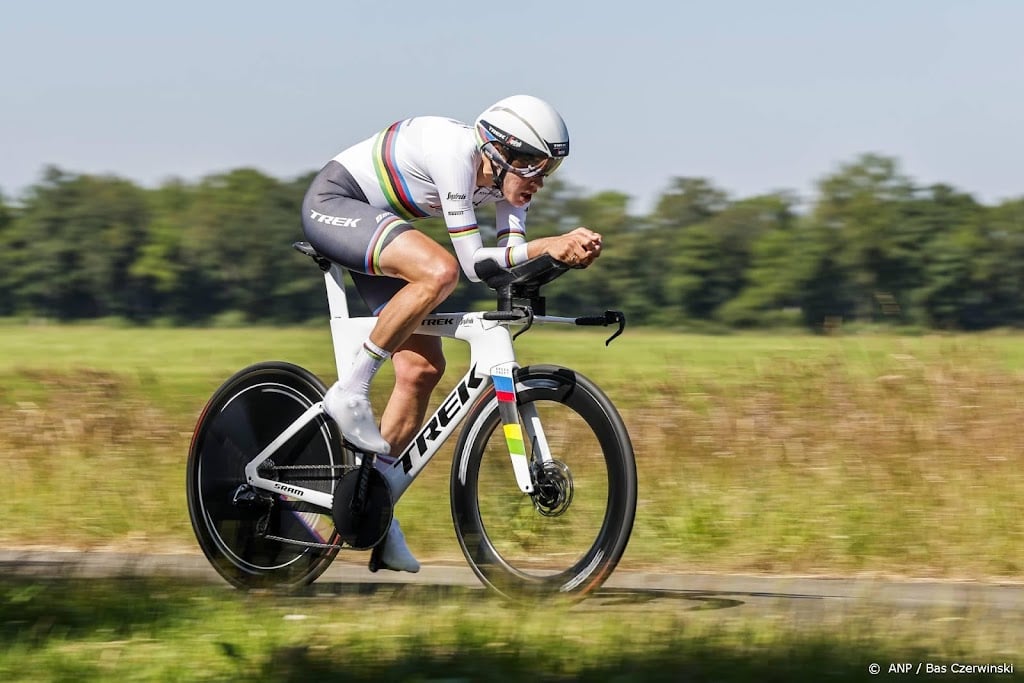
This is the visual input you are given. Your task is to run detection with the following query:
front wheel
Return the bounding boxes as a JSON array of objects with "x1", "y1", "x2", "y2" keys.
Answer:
[
  {"x1": 187, "y1": 361, "x2": 351, "y2": 589},
  {"x1": 450, "y1": 364, "x2": 637, "y2": 600}
]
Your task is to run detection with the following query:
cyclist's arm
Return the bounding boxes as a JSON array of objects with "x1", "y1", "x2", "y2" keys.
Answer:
[
  {"x1": 433, "y1": 171, "x2": 530, "y2": 282},
  {"x1": 440, "y1": 191, "x2": 600, "y2": 274},
  {"x1": 495, "y1": 201, "x2": 527, "y2": 248},
  {"x1": 444, "y1": 206, "x2": 531, "y2": 282}
]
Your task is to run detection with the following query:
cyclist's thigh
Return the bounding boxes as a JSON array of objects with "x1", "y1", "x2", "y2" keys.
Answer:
[{"x1": 302, "y1": 161, "x2": 413, "y2": 314}]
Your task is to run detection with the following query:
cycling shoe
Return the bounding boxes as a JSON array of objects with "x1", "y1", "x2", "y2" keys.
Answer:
[
  {"x1": 323, "y1": 384, "x2": 390, "y2": 455},
  {"x1": 369, "y1": 518, "x2": 420, "y2": 573}
]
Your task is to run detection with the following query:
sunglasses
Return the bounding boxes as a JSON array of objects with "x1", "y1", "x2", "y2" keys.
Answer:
[{"x1": 505, "y1": 151, "x2": 563, "y2": 179}]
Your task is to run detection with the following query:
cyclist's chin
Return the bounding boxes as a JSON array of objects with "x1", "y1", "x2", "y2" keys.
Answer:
[{"x1": 504, "y1": 190, "x2": 533, "y2": 207}]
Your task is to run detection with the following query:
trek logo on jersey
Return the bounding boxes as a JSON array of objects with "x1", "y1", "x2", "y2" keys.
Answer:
[
  {"x1": 446, "y1": 192, "x2": 467, "y2": 200},
  {"x1": 308, "y1": 210, "x2": 361, "y2": 228}
]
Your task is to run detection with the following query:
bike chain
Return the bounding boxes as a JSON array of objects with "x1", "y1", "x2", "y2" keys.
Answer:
[
  {"x1": 262, "y1": 463, "x2": 357, "y2": 482},
  {"x1": 261, "y1": 534, "x2": 344, "y2": 550},
  {"x1": 258, "y1": 464, "x2": 356, "y2": 550}
]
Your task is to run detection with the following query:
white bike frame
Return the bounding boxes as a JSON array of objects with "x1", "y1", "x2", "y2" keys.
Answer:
[{"x1": 243, "y1": 261, "x2": 567, "y2": 513}]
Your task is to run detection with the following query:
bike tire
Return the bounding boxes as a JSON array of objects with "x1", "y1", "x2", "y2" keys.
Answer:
[
  {"x1": 187, "y1": 361, "x2": 350, "y2": 590},
  {"x1": 450, "y1": 364, "x2": 637, "y2": 600}
]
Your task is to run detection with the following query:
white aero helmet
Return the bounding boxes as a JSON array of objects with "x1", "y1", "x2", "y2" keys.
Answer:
[{"x1": 475, "y1": 95, "x2": 569, "y2": 184}]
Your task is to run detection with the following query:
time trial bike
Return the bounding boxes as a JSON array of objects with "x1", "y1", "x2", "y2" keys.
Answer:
[{"x1": 186, "y1": 241, "x2": 637, "y2": 600}]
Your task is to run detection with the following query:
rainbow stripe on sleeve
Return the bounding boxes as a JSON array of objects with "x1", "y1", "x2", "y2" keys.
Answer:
[
  {"x1": 497, "y1": 224, "x2": 526, "y2": 242},
  {"x1": 447, "y1": 223, "x2": 480, "y2": 240}
]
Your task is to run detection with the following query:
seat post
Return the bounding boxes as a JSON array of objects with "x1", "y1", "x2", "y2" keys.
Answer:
[
  {"x1": 325, "y1": 264, "x2": 357, "y2": 382},
  {"x1": 324, "y1": 264, "x2": 350, "y2": 320},
  {"x1": 324, "y1": 263, "x2": 375, "y2": 384}
]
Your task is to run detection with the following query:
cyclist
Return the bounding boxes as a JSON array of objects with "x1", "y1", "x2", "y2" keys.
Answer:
[{"x1": 301, "y1": 95, "x2": 602, "y2": 572}]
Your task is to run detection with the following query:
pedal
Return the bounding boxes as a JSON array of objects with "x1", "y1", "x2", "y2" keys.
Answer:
[
  {"x1": 367, "y1": 542, "x2": 385, "y2": 573},
  {"x1": 342, "y1": 439, "x2": 382, "y2": 459}
]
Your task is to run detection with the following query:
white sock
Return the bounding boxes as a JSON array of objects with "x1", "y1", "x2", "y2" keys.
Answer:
[{"x1": 339, "y1": 339, "x2": 391, "y2": 396}]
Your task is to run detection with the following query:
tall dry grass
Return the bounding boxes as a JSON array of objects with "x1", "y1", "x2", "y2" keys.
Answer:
[
  {"x1": 624, "y1": 352, "x2": 1024, "y2": 578},
  {"x1": 1, "y1": 370, "x2": 193, "y2": 551},
  {"x1": 1, "y1": 339, "x2": 1021, "y2": 580}
]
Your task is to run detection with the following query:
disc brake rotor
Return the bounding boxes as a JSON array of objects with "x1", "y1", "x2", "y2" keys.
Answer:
[{"x1": 531, "y1": 459, "x2": 574, "y2": 517}]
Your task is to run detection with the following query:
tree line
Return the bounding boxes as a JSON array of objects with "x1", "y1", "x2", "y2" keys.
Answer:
[{"x1": 1, "y1": 154, "x2": 1022, "y2": 330}]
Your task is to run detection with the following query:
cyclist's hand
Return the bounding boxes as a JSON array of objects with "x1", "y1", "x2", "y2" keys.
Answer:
[{"x1": 534, "y1": 227, "x2": 603, "y2": 268}]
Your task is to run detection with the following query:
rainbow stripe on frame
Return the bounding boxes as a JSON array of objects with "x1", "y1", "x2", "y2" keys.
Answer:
[
  {"x1": 493, "y1": 373, "x2": 516, "y2": 404},
  {"x1": 492, "y1": 371, "x2": 526, "y2": 458}
]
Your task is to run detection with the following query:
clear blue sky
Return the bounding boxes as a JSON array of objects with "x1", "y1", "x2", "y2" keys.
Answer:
[{"x1": 2, "y1": 0, "x2": 1022, "y2": 211}]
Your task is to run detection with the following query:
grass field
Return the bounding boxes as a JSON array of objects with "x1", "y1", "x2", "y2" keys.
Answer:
[
  {"x1": 0, "y1": 575, "x2": 1019, "y2": 682},
  {"x1": 2, "y1": 324, "x2": 1023, "y2": 680},
  {"x1": 1, "y1": 324, "x2": 1023, "y2": 578}
]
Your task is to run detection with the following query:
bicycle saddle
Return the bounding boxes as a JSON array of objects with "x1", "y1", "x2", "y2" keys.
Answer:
[{"x1": 293, "y1": 241, "x2": 332, "y2": 272}]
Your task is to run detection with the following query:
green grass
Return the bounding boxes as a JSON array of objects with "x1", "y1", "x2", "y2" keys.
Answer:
[
  {"x1": 1, "y1": 324, "x2": 1023, "y2": 578},
  {"x1": 0, "y1": 576, "x2": 1019, "y2": 682},
  {"x1": 2, "y1": 324, "x2": 1022, "y2": 680}
]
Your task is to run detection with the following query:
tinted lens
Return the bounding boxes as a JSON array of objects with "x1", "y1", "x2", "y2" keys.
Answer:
[{"x1": 508, "y1": 153, "x2": 562, "y2": 178}]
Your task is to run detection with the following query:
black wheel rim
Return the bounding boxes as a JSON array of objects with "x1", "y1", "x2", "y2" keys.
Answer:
[{"x1": 195, "y1": 378, "x2": 339, "y2": 574}]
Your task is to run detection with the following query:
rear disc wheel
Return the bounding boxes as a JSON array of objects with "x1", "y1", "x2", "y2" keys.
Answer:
[{"x1": 186, "y1": 361, "x2": 350, "y2": 589}]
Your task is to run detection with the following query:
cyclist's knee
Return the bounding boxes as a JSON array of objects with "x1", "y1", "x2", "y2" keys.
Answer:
[{"x1": 419, "y1": 255, "x2": 459, "y2": 301}]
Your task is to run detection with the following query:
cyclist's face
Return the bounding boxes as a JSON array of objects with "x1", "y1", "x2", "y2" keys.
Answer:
[{"x1": 502, "y1": 171, "x2": 544, "y2": 207}]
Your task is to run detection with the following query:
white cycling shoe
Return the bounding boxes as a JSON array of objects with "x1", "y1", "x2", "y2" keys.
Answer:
[
  {"x1": 323, "y1": 384, "x2": 390, "y2": 455},
  {"x1": 371, "y1": 518, "x2": 421, "y2": 573}
]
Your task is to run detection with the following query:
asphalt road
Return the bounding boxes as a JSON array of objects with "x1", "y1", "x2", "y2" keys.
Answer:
[{"x1": 2, "y1": 548, "x2": 1021, "y2": 622}]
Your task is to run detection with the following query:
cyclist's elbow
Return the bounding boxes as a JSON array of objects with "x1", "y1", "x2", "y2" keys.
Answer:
[{"x1": 462, "y1": 263, "x2": 481, "y2": 283}]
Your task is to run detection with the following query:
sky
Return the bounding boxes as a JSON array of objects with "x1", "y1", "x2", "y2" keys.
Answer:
[{"x1": 2, "y1": 0, "x2": 1022, "y2": 212}]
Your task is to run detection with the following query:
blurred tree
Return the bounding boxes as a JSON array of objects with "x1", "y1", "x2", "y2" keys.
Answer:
[
  {"x1": 714, "y1": 194, "x2": 815, "y2": 327},
  {"x1": 648, "y1": 177, "x2": 728, "y2": 322},
  {"x1": 1, "y1": 158, "x2": 1020, "y2": 331},
  {"x1": 962, "y1": 198, "x2": 1024, "y2": 328},
  {"x1": 8, "y1": 167, "x2": 149, "y2": 318},
  {"x1": 811, "y1": 154, "x2": 929, "y2": 324},
  {"x1": 651, "y1": 177, "x2": 729, "y2": 231},
  {"x1": 129, "y1": 179, "x2": 195, "y2": 321},
  {"x1": 542, "y1": 190, "x2": 634, "y2": 316},
  {"x1": 0, "y1": 191, "x2": 14, "y2": 316},
  {"x1": 178, "y1": 168, "x2": 319, "y2": 322}
]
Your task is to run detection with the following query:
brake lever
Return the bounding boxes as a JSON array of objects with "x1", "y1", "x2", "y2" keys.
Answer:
[
  {"x1": 604, "y1": 311, "x2": 626, "y2": 345},
  {"x1": 512, "y1": 307, "x2": 536, "y2": 341},
  {"x1": 574, "y1": 310, "x2": 627, "y2": 345}
]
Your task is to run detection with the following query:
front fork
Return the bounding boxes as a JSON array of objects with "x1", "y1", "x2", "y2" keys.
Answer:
[{"x1": 491, "y1": 363, "x2": 553, "y2": 494}]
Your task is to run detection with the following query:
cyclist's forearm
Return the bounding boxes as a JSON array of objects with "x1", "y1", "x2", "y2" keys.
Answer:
[{"x1": 453, "y1": 237, "x2": 531, "y2": 282}]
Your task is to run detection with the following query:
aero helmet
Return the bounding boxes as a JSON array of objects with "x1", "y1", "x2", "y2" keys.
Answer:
[{"x1": 475, "y1": 95, "x2": 569, "y2": 187}]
